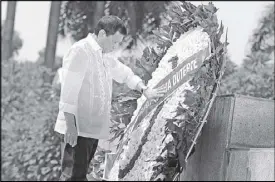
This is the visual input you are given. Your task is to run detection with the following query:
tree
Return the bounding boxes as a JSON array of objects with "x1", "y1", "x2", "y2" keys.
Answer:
[
  {"x1": 220, "y1": 62, "x2": 274, "y2": 99},
  {"x1": 108, "y1": 1, "x2": 167, "y2": 35},
  {"x1": 1, "y1": 22, "x2": 23, "y2": 57},
  {"x1": 2, "y1": 1, "x2": 17, "y2": 61},
  {"x1": 91, "y1": 1, "x2": 105, "y2": 31},
  {"x1": 245, "y1": 3, "x2": 274, "y2": 68},
  {"x1": 126, "y1": 1, "x2": 138, "y2": 39},
  {"x1": 59, "y1": 1, "x2": 98, "y2": 41},
  {"x1": 59, "y1": 1, "x2": 168, "y2": 45},
  {"x1": 221, "y1": 55, "x2": 238, "y2": 79},
  {"x1": 10, "y1": 30, "x2": 23, "y2": 56},
  {"x1": 249, "y1": 3, "x2": 274, "y2": 56},
  {"x1": 220, "y1": 4, "x2": 274, "y2": 99},
  {"x1": 44, "y1": 1, "x2": 62, "y2": 83},
  {"x1": 37, "y1": 48, "x2": 62, "y2": 71}
]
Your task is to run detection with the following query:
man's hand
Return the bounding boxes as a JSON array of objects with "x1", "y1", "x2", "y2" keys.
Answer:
[
  {"x1": 143, "y1": 86, "x2": 166, "y2": 99},
  {"x1": 64, "y1": 112, "x2": 78, "y2": 147}
]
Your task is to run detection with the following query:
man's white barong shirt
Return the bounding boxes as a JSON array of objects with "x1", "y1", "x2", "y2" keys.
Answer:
[{"x1": 54, "y1": 33, "x2": 142, "y2": 139}]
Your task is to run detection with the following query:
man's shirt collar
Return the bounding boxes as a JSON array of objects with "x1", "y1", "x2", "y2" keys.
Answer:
[{"x1": 86, "y1": 33, "x2": 102, "y2": 52}]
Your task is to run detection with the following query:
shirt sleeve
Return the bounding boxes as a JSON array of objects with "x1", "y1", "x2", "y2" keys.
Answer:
[
  {"x1": 59, "y1": 46, "x2": 89, "y2": 116},
  {"x1": 109, "y1": 57, "x2": 142, "y2": 90}
]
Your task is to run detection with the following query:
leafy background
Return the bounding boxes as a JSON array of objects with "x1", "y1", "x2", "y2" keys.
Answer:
[{"x1": 1, "y1": 1, "x2": 274, "y2": 181}]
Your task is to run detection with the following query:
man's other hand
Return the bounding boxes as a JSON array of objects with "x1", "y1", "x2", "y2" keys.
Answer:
[{"x1": 64, "y1": 124, "x2": 78, "y2": 147}]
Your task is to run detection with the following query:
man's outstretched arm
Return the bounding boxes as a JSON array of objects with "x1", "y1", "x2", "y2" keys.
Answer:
[{"x1": 109, "y1": 58, "x2": 166, "y2": 99}]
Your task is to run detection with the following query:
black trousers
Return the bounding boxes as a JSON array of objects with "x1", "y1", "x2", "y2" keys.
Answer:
[{"x1": 59, "y1": 135, "x2": 99, "y2": 181}]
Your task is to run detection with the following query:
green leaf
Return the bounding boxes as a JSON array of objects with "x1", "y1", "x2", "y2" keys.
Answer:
[{"x1": 108, "y1": 128, "x2": 124, "y2": 143}]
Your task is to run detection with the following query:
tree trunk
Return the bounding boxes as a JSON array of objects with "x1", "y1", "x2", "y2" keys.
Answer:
[
  {"x1": 127, "y1": 1, "x2": 137, "y2": 39},
  {"x1": 2, "y1": 1, "x2": 17, "y2": 61},
  {"x1": 136, "y1": 2, "x2": 144, "y2": 33},
  {"x1": 90, "y1": 1, "x2": 105, "y2": 33},
  {"x1": 126, "y1": 1, "x2": 141, "y2": 47},
  {"x1": 44, "y1": 1, "x2": 61, "y2": 83}
]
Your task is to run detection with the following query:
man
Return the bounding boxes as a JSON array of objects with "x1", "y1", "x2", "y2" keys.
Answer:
[{"x1": 55, "y1": 15, "x2": 165, "y2": 181}]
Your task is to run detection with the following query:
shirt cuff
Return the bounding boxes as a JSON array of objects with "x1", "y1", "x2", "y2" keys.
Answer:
[
  {"x1": 126, "y1": 75, "x2": 143, "y2": 90},
  {"x1": 59, "y1": 101, "x2": 77, "y2": 116}
]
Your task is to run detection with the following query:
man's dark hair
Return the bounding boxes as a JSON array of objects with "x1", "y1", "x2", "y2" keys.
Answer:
[{"x1": 94, "y1": 15, "x2": 127, "y2": 36}]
